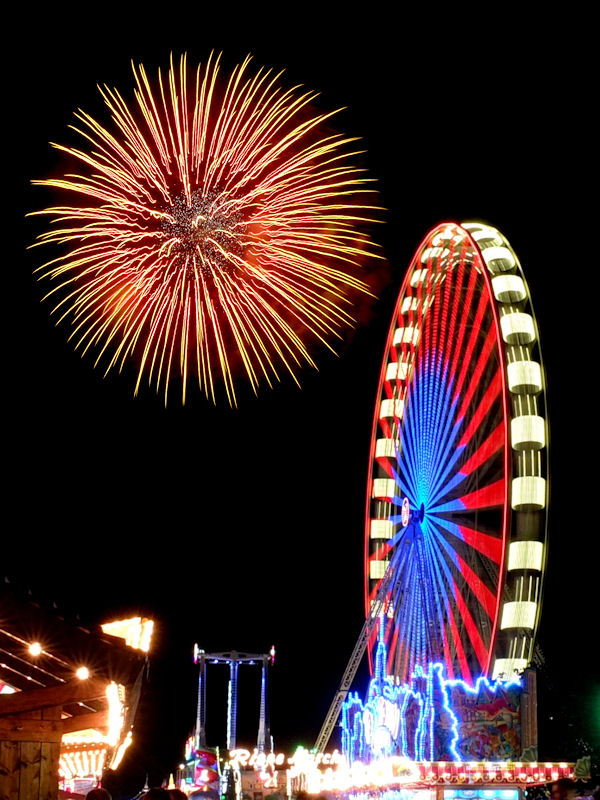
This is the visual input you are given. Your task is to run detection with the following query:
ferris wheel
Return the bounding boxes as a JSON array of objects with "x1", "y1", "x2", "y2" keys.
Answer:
[{"x1": 365, "y1": 221, "x2": 548, "y2": 686}]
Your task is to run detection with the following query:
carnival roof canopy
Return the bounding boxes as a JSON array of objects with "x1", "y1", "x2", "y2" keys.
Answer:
[
  {"x1": 0, "y1": 583, "x2": 153, "y2": 792},
  {"x1": 0, "y1": 584, "x2": 147, "y2": 696}
]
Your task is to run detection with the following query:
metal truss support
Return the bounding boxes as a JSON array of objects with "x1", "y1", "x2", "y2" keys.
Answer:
[{"x1": 313, "y1": 532, "x2": 410, "y2": 753}]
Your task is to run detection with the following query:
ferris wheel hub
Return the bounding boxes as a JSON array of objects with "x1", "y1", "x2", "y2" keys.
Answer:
[{"x1": 401, "y1": 497, "x2": 410, "y2": 527}]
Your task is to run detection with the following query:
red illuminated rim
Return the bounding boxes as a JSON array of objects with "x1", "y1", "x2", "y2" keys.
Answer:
[{"x1": 365, "y1": 222, "x2": 548, "y2": 685}]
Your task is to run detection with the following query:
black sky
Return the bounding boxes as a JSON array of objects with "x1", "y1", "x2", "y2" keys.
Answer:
[{"x1": 11, "y1": 7, "x2": 597, "y2": 797}]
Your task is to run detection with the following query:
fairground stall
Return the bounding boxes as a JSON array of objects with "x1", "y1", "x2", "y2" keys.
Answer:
[
  {"x1": 0, "y1": 586, "x2": 153, "y2": 799},
  {"x1": 222, "y1": 743, "x2": 575, "y2": 800}
]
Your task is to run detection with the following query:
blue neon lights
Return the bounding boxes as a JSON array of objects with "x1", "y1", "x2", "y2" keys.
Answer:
[
  {"x1": 342, "y1": 633, "x2": 522, "y2": 764},
  {"x1": 445, "y1": 792, "x2": 518, "y2": 800}
]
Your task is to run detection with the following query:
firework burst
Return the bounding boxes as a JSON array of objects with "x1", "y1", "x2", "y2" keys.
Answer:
[{"x1": 31, "y1": 53, "x2": 381, "y2": 405}]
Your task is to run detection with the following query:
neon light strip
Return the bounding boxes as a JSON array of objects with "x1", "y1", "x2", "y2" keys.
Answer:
[
  {"x1": 342, "y1": 645, "x2": 524, "y2": 766},
  {"x1": 446, "y1": 248, "x2": 476, "y2": 382},
  {"x1": 459, "y1": 422, "x2": 504, "y2": 477},
  {"x1": 432, "y1": 518, "x2": 502, "y2": 564},
  {"x1": 455, "y1": 325, "x2": 497, "y2": 422},
  {"x1": 453, "y1": 289, "x2": 491, "y2": 401},
  {"x1": 458, "y1": 369, "x2": 502, "y2": 449}
]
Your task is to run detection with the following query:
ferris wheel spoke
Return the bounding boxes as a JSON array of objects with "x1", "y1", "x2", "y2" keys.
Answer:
[
  {"x1": 422, "y1": 522, "x2": 490, "y2": 674},
  {"x1": 386, "y1": 539, "x2": 416, "y2": 612},
  {"x1": 457, "y1": 478, "x2": 505, "y2": 509},
  {"x1": 428, "y1": 523, "x2": 488, "y2": 669},
  {"x1": 420, "y1": 380, "x2": 459, "y2": 484},
  {"x1": 424, "y1": 266, "x2": 451, "y2": 362},
  {"x1": 406, "y1": 379, "x2": 427, "y2": 476},
  {"x1": 425, "y1": 422, "x2": 465, "y2": 502},
  {"x1": 451, "y1": 293, "x2": 490, "y2": 404},
  {"x1": 418, "y1": 527, "x2": 465, "y2": 631},
  {"x1": 458, "y1": 421, "x2": 504, "y2": 478},
  {"x1": 425, "y1": 520, "x2": 465, "y2": 594},
  {"x1": 428, "y1": 519, "x2": 497, "y2": 622},
  {"x1": 418, "y1": 538, "x2": 441, "y2": 645},
  {"x1": 393, "y1": 460, "x2": 418, "y2": 507},
  {"x1": 430, "y1": 478, "x2": 504, "y2": 513},
  {"x1": 397, "y1": 372, "x2": 464, "y2": 511},
  {"x1": 433, "y1": 257, "x2": 458, "y2": 360},
  {"x1": 428, "y1": 258, "x2": 448, "y2": 345},
  {"x1": 421, "y1": 529, "x2": 453, "y2": 658},
  {"x1": 428, "y1": 464, "x2": 466, "y2": 509},
  {"x1": 450, "y1": 577, "x2": 489, "y2": 671},
  {"x1": 386, "y1": 622, "x2": 401, "y2": 674},
  {"x1": 424, "y1": 539, "x2": 471, "y2": 680},
  {"x1": 444, "y1": 594, "x2": 472, "y2": 684},
  {"x1": 395, "y1": 445, "x2": 419, "y2": 504},
  {"x1": 389, "y1": 559, "x2": 421, "y2": 673},
  {"x1": 457, "y1": 368, "x2": 502, "y2": 448},
  {"x1": 418, "y1": 532, "x2": 454, "y2": 633},
  {"x1": 425, "y1": 395, "x2": 462, "y2": 487},
  {"x1": 440, "y1": 622, "x2": 454, "y2": 680},
  {"x1": 454, "y1": 325, "x2": 497, "y2": 422},
  {"x1": 431, "y1": 517, "x2": 502, "y2": 564},
  {"x1": 446, "y1": 265, "x2": 478, "y2": 383},
  {"x1": 444, "y1": 241, "x2": 471, "y2": 338}
]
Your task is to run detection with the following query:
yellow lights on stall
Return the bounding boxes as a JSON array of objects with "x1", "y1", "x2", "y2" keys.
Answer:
[
  {"x1": 59, "y1": 749, "x2": 106, "y2": 781},
  {"x1": 105, "y1": 681, "x2": 125, "y2": 747},
  {"x1": 59, "y1": 682, "x2": 130, "y2": 780},
  {"x1": 109, "y1": 730, "x2": 133, "y2": 771},
  {"x1": 101, "y1": 617, "x2": 155, "y2": 652},
  {"x1": 62, "y1": 683, "x2": 126, "y2": 747},
  {"x1": 28, "y1": 642, "x2": 42, "y2": 656},
  {"x1": 273, "y1": 753, "x2": 576, "y2": 796},
  {"x1": 285, "y1": 752, "x2": 421, "y2": 796},
  {"x1": 75, "y1": 666, "x2": 90, "y2": 680}
]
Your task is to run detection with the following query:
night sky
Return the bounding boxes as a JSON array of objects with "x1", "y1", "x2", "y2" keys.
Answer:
[{"x1": 11, "y1": 7, "x2": 596, "y2": 798}]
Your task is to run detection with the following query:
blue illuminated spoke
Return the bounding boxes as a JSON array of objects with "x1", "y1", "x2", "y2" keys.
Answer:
[{"x1": 429, "y1": 470, "x2": 467, "y2": 509}]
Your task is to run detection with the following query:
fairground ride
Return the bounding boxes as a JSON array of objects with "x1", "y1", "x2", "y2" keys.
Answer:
[
  {"x1": 316, "y1": 221, "x2": 549, "y2": 754},
  {"x1": 194, "y1": 646, "x2": 276, "y2": 752}
]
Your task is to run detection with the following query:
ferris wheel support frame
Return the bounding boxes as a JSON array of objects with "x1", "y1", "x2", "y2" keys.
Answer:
[{"x1": 313, "y1": 536, "x2": 409, "y2": 752}]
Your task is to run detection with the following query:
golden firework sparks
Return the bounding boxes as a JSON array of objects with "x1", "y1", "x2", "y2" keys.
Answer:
[{"x1": 31, "y1": 53, "x2": 382, "y2": 405}]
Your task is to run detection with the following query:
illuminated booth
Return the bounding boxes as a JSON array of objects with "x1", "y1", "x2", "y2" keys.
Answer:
[
  {"x1": 0, "y1": 587, "x2": 153, "y2": 798},
  {"x1": 342, "y1": 627, "x2": 527, "y2": 765}
]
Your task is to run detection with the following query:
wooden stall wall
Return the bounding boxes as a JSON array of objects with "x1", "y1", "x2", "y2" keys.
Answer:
[{"x1": 0, "y1": 708, "x2": 60, "y2": 800}]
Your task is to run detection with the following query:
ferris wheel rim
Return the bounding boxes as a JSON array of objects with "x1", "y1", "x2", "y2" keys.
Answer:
[{"x1": 364, "y1": 220, "x2": 548, "y2": 686}]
